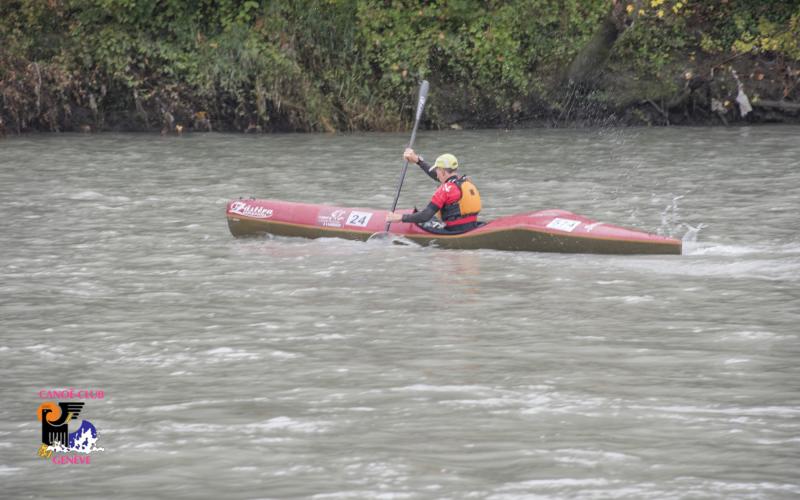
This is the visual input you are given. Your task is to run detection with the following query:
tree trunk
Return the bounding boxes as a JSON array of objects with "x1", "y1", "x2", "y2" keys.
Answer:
[
  {"x1": 754, "y1": 99, "x2": 800, "y2": 113},
  {"x1": 566, "y1": 0, "x2": 630, "y2": 88}
]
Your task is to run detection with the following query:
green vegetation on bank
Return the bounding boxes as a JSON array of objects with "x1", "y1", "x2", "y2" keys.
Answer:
[{"x1": 1, "y1": 0, "x2": 798, "y2": 133}]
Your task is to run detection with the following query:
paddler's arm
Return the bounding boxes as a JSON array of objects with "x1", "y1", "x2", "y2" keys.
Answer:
[
  {"x1": 404, "y1": 148, "x2": 437, "y2": 181},
  {"x1": 401, "y1": 202, "x2": 439, "y2": 223}
]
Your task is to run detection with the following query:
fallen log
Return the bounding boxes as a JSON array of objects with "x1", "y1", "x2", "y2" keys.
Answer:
[{"x1": 753, "y1": 100, "x2": 800, "y2": 113}]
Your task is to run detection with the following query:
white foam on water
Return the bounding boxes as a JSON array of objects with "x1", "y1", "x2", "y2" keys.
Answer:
[
  {"x1": 284, "y1": 333, "x2": 349, "y2": 341},
  {"x1": 250, "y1": 437, "x2": 293, "y2": 444},
  {"x1": 554, "y1": 449, "x2": 636, "y2": 465},
  {"x1": 683, "y1": 239, "x2": 800, "y2": 257},
  {"x1": 312, "y1": 493, "x2": 414, "y2": 500},
  {"x1": 602, "y1": 295, "x2": 655, "y2": 304},
  {"x1": 68, "y1": 190, "x2": 105, "y2": 200},
  {"x1": 723, "y1": 357, "x2": 750, "y2": 365},
  {"x1": 231, "y1": 466, "x2": 259, "y2": 472},
  {"x1": 269, "y1": 350, "x2": 299, "y2": 359},
  {"x1": 159, "y1": 416, "x2": 331, "y2": 434},
  {"x1": 494, "y1": 478, "x2": 613, "y2": 491},
  {"x1": 128, "y1": 442, "x2": 162, "y2": 450},
  {"x1": 719, "y1": 330, "x2": 786, "y2": 341},
  {"x1": 25, "y1": 344, "x2": 53, "y2": 351},
  {"x1": 676, "y1": 479, "x2": 800, "y2": 495},
  {"x1": 554, "y1": 456, "x2": 602, "y2": 467},
  {"x1": 0, "y1": 466, "x2": 22, "y2": 476},
  {"x1": 775, "y1": 242, "x2": 800, "y2": 254},
  {"x1": 273, "y1": 464, "x2": 329, "y2": 477},
  {"x1": 253, "y1": 417, "x2": 332, "y2": 433},
  {"x1": 430, "y1": 387, "x2": 556, "y2": 413},
  {"x1": 146, "y1": 400, "x2": 218, "y2": 413},
  {"x1": 247, "y1": 322, "x2": 281, "y2": 330},
  {"x1": 392, "y1": 384, "x2": 495, "y2": 395},
  {"x1": 755, "y1": 436, "x2": 800, "y2": 445},
  {"x1": 683, "y1": 241, "x2": 762, "y2": 256},
  {"x1": 609, "y1": 254, "x2": 800, "y2": 281},
  {"x1": 440, "y1": 397, "x2": 519, "y2": 409},
  {"x1": 343, "y1": 460, "x2": 411, "y2": 484},
  {"x1": 68, "y1": 191, "x2": 131, "y2": 203},
  {"x1": 204, "y1": 347, "x2": 262, "y2": 361},
  {"x1": 628, "y1": 404, "x2": 800, "y2": 418}
]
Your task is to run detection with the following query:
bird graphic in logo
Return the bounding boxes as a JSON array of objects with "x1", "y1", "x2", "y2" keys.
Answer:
[{"x1": 38, "y1": 401, "x2": 84, "y2": 447}]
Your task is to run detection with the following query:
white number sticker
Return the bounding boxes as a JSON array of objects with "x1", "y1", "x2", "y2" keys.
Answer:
[
  {"x1": 546, "y1": 218, "x2": 581, "y2": 232},
  {"x1": 345, "y1": 211, "x2": 373, "y2": 227}
]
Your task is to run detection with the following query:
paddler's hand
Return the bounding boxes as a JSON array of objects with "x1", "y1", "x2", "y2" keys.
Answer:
[
  {"x1": 403, "y1": 148, "x2": 419, "y2": 164},
  {"x1": 385, "y1": 212, "x2": 403, "y2": 223}
]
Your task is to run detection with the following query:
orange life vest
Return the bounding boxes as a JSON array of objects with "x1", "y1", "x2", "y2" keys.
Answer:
[{"x1": 439, "y1": 175, "x2": 481, "y2": 222}]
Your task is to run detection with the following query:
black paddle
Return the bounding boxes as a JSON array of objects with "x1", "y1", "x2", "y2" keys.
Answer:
[{"x1": 378, "y1": 80, "x2": 430, "y2": 236}]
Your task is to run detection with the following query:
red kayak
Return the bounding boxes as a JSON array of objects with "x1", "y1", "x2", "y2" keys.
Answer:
[{"x1": 226, "y1": 199, "x2": 681, "y2": 255}]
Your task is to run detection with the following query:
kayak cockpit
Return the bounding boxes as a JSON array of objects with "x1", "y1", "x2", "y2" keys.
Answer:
[{"x1": 415, "y1": 220, "x2": 487, "y2": 235}]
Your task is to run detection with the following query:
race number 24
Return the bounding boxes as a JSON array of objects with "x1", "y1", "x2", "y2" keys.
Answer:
[{"x1": 346, "y1": 211, "x2": 373, "y2": 227}]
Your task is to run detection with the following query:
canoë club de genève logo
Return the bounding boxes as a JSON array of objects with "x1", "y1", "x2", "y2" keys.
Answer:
[{"x1": 36, "y1": 388, "x2": 105, "y2": 464}]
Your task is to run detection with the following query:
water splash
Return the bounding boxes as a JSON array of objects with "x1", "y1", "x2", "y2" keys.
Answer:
[
  {"x1": 681, "y1": 222, "x2": 707, "y2": 244},
  {"x1": 659, "y1": 195, "x2": 685, "y2": 237}
]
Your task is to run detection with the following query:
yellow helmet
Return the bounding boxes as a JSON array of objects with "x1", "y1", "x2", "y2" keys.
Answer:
[{"x1": 434, "y1": 153, "x2": 458, "y2": 170}]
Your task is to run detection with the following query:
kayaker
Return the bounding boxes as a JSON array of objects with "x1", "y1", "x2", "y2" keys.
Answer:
[{"x1": 386, "y1": 148, "x2": 481, "y2": 231}]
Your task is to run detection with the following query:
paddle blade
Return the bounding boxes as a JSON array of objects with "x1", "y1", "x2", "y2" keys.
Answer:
[
  {"x1": 415, "y1": 80, "x2": 429, "y2": 122},
  {"x1": 367, "y1": 232, "x2": 392, "y2": 242},
  {"x1": 367, "y1": 232, "x2": 416, "y2": 246}
]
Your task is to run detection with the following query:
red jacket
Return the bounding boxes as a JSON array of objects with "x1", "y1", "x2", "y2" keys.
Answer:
[{"x1": 430, "y1": 178, "x2": 478, "y2": 227}]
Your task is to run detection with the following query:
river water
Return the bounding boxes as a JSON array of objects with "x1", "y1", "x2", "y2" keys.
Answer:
[{"x1": 1, "y1": 127, "x2": 799, "y2": 499}]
